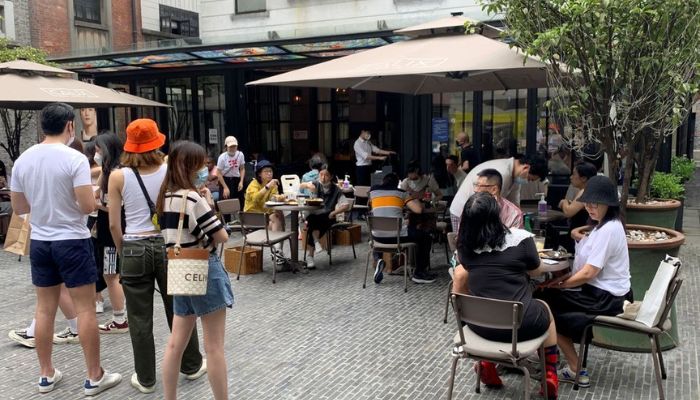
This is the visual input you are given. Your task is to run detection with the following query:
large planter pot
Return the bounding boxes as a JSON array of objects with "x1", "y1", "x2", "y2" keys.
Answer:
[
  {"x1": 571, "y1": 224, "x2": 685, "y2": 353},
  {"x1": 625, "y1": 199, "x2": 681, "y2": 230}
]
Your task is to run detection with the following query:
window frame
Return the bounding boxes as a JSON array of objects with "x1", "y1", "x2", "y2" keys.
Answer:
[
  {"x1": 235, "y1": 0, "x2": 266, "y2": 14},
  {"x1": 74, "y1": 0, "x2": 102, "y2": 24},
  {"x1": 159, "y1": 4, "x2": 199, "y2": 37}
]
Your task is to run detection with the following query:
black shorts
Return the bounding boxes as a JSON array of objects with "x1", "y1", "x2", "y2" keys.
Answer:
[{"x1": 30, "y1": 238, "x2": 97, "y2": 288}]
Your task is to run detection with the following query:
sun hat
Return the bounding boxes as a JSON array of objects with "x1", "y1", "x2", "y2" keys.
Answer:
[
  {"x1": 577, "y1": 175, "x2": 619, "y2": 206},
  {"x1": 224, "y1": 136, "x2": 238, "y2": 147},
  {"x1": 255, "y1": 160, "x2": 273, "y2": 173},
  {"x1": 124, "y1": 119, "x2": 166, "y2": 153}
]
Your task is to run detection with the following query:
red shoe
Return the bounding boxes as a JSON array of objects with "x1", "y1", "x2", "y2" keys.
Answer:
[
  {"x1": 474, "y1": 361, "x2": 503, "y2": 388},
  {"x1": 540, "y1": 370, "x2": 559, "y2": 399}
]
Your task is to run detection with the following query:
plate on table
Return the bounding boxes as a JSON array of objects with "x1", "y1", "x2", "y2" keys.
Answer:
[
  {"x1": 538, "y1": 249, "x2": 570, "y2": 260},
  {"x1": 265, "y1": 201, "x2": 286, "y2": 206}
]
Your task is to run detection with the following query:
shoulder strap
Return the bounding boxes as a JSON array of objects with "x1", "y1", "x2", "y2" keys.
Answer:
[
  {"x1": 174, "y1": 191, "x2": 189, "y2": 250},
  {"x1": 131, "y1": 168, "x2": 156, "y2": 216}
]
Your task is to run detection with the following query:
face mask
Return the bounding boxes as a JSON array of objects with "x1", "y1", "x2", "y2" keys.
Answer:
[
  {"x1": 94, "y1": 153, "x2": 103, "y2": 166},
  {"x1": 194, "y1": 167, "x2": 208, "y2": 187},
  {"x1": 515, "y1": 177, "x2": 528, "y2": 185}
]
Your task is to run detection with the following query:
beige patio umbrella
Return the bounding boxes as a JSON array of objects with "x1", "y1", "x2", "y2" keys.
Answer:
[
  {"x1": 0, "y1": 60, "x2": 168, "y2": 109},
  {"x1": 247, "y1": 27, "x2": 549, "y2": 94}
]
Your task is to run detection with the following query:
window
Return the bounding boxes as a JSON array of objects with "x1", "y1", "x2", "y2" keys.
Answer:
[
  {"x1": 74, "y1": 0, "x2": 101, "y2": 24},
  {"x1": 0, "y1": 5, "x2": 5, "y2": 35},
  {"x1": 236, "y1": 0, "x2": 266, "y2": 14},
  {"x1": 159, "y1": 5, "x2": 199, "y2": 37}
]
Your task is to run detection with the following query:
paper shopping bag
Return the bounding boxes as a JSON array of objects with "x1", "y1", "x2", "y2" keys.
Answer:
[
  {"x1": 4, "y1": 213, "x2": 30, "y2": 256},
  {"x1": 635, "y1": 258, "x2": 678, "y2": 327}
]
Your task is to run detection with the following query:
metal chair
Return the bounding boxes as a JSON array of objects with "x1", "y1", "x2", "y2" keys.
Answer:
[
  {"x1": 447, "y1": 293, "x2": 550, "y2": 400},
  {"x1": 443, "y1": 232, "x2": 458, "y2": 323},
  {"x1": 574, "y1": 265, "x2": 683, "y2": 399},
  {"x1": 362, "y1": 215, "x2": 416, "y2": 293},
  {"x1": 302, "y1": 199, "x2": 357, "y2": 265},
  {"x1": 351, "y1": 185, "x2": 370, "y2": 221},
  {"x1": 237, "y1": 212, "x2": 295, "y2": 284},
  {"x1": 216, "y1": 199, "x2": 241, "y2": 257}
]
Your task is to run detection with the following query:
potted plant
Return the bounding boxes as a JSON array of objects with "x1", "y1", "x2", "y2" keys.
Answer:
[
  {"x1": 626, "y1": 172, "x2": 683, "y2": 230},
  {"x1": 671, "y1": 155, "x2": 696, "y2": 184}
]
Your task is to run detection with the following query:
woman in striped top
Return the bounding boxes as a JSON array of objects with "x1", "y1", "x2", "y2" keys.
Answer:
[{"x1": 156, "y1": 141, "x2": 233, "y2": 400}]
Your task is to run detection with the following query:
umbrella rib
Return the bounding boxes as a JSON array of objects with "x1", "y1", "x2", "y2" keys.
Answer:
[
  {"x1": 492, "y1": 72, "x2": 509, "y2": 91},
  {"x1": 351, "y1": 76, "x2": 375, "y2": 90},
  {"x1": 413, "y1": 75, "x2": 429, "y2": 96}
]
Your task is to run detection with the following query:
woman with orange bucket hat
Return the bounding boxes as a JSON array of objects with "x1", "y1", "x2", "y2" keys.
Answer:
[{"x1": 107, "y1": 119, "x2": 206, "y2": 394}]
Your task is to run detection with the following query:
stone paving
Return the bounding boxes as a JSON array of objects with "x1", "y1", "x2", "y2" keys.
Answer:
[{"x1": 1, "y1": 211, "x2": 699, "y2": 399}]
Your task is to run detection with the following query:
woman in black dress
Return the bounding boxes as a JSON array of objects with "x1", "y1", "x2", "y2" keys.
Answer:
[{"x1": 452, "y1": 192, "x2": 559, "y2": 397}]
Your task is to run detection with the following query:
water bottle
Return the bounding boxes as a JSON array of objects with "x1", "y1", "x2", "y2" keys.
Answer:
[
  {"x1": 524, "y1": 214, "x2": 533, "y2": 232},
  {"x1": 343, "y1": 175, "x2": 350, "y2": 190},
  {"x1": 537, "y1": 193, "x2": 548, "y2": 216}
]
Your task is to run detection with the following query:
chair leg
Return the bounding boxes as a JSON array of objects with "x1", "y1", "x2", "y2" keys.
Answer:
[
  {"x1": 649, "y1": 335, "x2": 666, "y2": 400},
  {"x1": 443, "y1": 280, "x2": 453, "y2": 324},
  {"x1": 474, "y1": 360, "x2": 481, "y2": 394},
  {"x1": 403, "y1": 249, "x2": 409, "y2": 293},
  {"x1": 236, "y1": 239, "x2": 246, "y2": 281},
  {"x1": 538, "y1": 345, "x2": 548, "y2": 399},
  {"x1": 446, "y1": 356, "x2": 459, "y2": 400},
  {"x1": 520, "y1": 365, "x2": 531, "y2": 400},
  {"x1": 303, "y1": 231, "x2": 308, "y2": 262},
  {"x1": 654, "y1": 334, "x2": 667, "y2": 379},
  {"x1": 351, "y1": 237, "x2": 357, "y2": 259},
  {"x1": 327, "y1": 231, "x2": 332, "y2": 265},
  {"x1": 444, "y1": 237, "x2": 450, "y2": 264},
  {"x1": 362, "y1": 247, "x2": 372, "y2": 288}
]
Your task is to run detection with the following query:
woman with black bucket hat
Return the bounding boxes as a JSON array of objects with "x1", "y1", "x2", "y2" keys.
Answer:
[{"x1": 538, "y1": 175, "x2": 631, "y2": 389}]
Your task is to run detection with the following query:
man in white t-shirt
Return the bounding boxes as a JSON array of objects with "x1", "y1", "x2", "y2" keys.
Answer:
[
  {"x1": 11, "y1": 103, "x2": 121, "y2": 395},
  {"x1": 216, "y1": 135, "x2": 246, "y2": 210},
  {"x1": 353, "y1": 130, "x2": 395, "y2": 186},
  {"x1": 449, "y1": 155, "x2": 548, "y2": 231}
]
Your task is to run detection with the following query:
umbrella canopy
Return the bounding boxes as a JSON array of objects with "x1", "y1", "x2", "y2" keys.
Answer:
[
  {"x1": 394, "y1": 15, "x2": 472, "y2": 37},
  {"x1": 0, "y1": 60, "x2": 169, "y2": 109},
  {"x1": 247, "y1": 33, "x2": 548, "y2": 95}
]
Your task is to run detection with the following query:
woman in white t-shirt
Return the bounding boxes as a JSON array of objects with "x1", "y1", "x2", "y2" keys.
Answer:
[{"x1": 538, "y1": 176, "x2": 631, "y2": 388}]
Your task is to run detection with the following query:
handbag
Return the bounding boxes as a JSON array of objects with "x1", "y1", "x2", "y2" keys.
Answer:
[
  {"x1": 167, "y1": 191, "x2": 209, "y2": 296},
  {"x1": 4, "y1": 213, "x2": 30, "y2": 256}
]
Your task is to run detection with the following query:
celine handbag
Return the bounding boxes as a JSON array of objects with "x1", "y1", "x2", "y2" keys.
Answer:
[{"x1": 167, "y1": 191, "x2": 209, "y2": 296}]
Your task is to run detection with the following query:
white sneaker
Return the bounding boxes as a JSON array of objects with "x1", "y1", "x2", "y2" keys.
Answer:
[
  {"x1": 53, "y1": 327, "x2": 79, "y2": 344},
  {"x1": 306, "y1": 255, "x2": 316, "y2": 269},
  {"x1": 314, "y1": 242, "x2": 325, "y2": 255},
  {"x1": 84, "y1": 370, "x2": 122, "y2": 396},
  {"x1": 38, "y1": 368, "x2": 62, "y2": 393},
  {"x1": 95, "y1": 301, "x2": 104, "y2": 314},
  {"x1": 130, "y1": 373, "x2": 155, "y2": 394},
  {"x1": 184, "y1": 359, "x2": 207, "y2": 380}
]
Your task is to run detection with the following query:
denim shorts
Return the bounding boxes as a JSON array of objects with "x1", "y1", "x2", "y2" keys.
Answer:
[
  {"x1": 173, "y1": 254, "x2": 234, "y2": 317},
  {"x1": 30, "y1": 238, "x2": 97, "y2": 288}
]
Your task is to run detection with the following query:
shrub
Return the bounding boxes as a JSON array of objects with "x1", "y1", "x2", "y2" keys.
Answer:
[
  {"x1": 671, "y1": 156, "x2": 695, "y2": 183},
  {"x1": 650, "y1": 172, "x2": 684, "y2": 200}
]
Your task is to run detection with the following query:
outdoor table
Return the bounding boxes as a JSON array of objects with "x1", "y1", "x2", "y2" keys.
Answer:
[
  {"x1": 267, "y1": 203, "x2": 321, "y2": 268},
  {"x1": 523, "y1": 209, "x2": 566, "y2": 231}
]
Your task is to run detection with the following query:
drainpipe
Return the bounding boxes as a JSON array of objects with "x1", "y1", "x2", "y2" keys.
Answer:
[{"x1": 131, "y1": 0, "x2": 139, "y2": 49}]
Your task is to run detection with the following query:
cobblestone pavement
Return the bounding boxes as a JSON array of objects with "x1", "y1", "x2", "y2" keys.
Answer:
[{"x1": 1, "y1": 212, "x2": 699, "y2": 400}]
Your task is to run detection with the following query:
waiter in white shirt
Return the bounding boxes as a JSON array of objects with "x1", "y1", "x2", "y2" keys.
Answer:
[{"x1": 353, "y1": 130, "x2": 395, "y2": 186}]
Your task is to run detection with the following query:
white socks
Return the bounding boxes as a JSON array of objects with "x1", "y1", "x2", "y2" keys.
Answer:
[
  {"x1": 26, "y1": 318, "x2": 36, "y2": 337},
  {"x1": 113, "y1": 310, "x2": 126, "y2": 324},
  {"x1": 67, "y1": 318, "x2": 78, "y2": 334}
]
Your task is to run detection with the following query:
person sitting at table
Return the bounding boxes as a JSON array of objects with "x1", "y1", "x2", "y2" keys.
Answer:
[
  {"x1": 399, "y1": 161, "x2": 443, "y2": 202},
  {"x1": 300, "y1": 155, "x2": 325, "y2": 197},
  {"x1": 473, "y1": 168, "x2": 523, "y2": 229},
  {"x1": 298, "y1": 168, "x2": 351, "y2": 268},
  {"x1": 443, "y1": 155, "x2": 466, "y2": 202},
  {"x1": 538, "y1": 175, "x2": 631, "y2": 388},
  {"x1": 452, "y1": 192, "x2": 560, "y2": 397},
  {"x1": 559, "y1": 162, "x2": 597, "y2": 231},
  {"x1": 244, "y1": 160, "x2": 286, "y2": 263},
  {"x1": 369, "y1": 173, "x2": 436, "y2": 285}
]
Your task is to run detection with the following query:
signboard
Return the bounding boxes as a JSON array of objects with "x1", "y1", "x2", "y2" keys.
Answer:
[
  {"x1": 432, "y1": 117, "x2": 449, "y2": 152},
  {"x1": 208, "y1": 128, "x2": 218, "y2": 144}
]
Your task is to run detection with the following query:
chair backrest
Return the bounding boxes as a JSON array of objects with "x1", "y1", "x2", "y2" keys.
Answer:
[
  {"x1": 239, "y1": 212, "x2": 267, "y2": 230},
  {"x1": 281, "y1": 175, "x2": 300, "y2": 196},
  {"x1": 367, "y1": 215, "x2": 402, "y2": 245},
  {"x1": 217, "y1": 199, "x2": 240, "y2": 217},
  {"x1": 656, "y1": 277, "x2": 683, "y2": 328},
  {"x1": 451, "y1": 293, "x2": 524, "y2": 356},
  {"x1": 354, "y1": 185, "x2": 370, "y2": 198}
]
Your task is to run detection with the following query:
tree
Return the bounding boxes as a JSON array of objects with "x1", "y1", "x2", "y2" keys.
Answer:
[
  {"x1": 0, "y1": 38, "x2": 52, "y2": 162},
  {"x1": 482, "y1": 0, "x2": 700, "y2": 208}
]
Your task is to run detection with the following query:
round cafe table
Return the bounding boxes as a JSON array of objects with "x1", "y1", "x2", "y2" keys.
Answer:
[{"x1": 267, "y1": 203, "x2": 321, "y2": 267}]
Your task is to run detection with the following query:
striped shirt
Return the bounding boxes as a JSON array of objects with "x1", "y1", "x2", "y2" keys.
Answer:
[
  {"x1": 369, "y1": 184, "x2": 409, "y2": 237},
  {"x1": 161, "y1": 189, "x2": 224, "y2": 252}
]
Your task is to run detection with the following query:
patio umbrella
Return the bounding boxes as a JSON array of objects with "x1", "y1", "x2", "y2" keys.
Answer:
[
  {"x1": 247, "y1": 29, "x2": 549, "y2": 95},
  {"x1": 0, "y1": 60, "x2": 168, "y2": 109}
]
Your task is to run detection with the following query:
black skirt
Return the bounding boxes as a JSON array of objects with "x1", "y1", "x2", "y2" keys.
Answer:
[
  {"x1": 537, "y1": 284, "x2": 630, "y2": 342},
  {"x1": 468, "y1": 300, "x2": 551, "y2": 343}
]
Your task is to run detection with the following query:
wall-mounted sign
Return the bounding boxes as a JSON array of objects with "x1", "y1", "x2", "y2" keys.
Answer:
[{"x1": 208, "y1": 128, "x2": 218, "y2": 144}]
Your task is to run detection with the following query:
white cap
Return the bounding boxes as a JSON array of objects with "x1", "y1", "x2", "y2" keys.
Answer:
[{"x1": 224, "y1": 136, "x2": 238, "y2": 147}]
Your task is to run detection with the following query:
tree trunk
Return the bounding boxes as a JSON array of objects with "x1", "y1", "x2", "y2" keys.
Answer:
[{"x1": 635, "y1": 134, "x2": 663, "y2": 203}]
